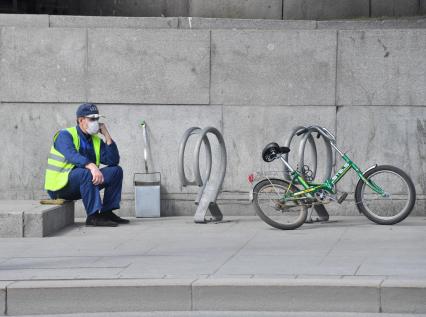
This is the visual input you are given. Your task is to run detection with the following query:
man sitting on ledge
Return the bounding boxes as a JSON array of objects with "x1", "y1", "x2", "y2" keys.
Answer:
[{"x1": 44, "y1": 103, "x2": 128, "y2": 227}]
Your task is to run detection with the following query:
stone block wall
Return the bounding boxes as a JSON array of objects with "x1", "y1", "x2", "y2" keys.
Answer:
[{"x1": 0, "y1": 15, "x2": 424, "y2": 217}]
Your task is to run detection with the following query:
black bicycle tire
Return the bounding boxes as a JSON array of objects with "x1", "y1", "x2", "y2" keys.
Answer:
[
  {"x1": 252, "y1": 178, "x2": 307, "y2": 230},
  {"x1": 354, "y1": 165, "x2": 416, "y2": 225}
]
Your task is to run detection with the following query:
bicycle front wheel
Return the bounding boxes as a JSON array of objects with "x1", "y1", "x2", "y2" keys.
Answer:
[
  {"x1": 355, "y1": 165, "x2": 416, "y2": 225},
  {"x1": 252, "y1": 178, "x2": 307, "y2": 230}
]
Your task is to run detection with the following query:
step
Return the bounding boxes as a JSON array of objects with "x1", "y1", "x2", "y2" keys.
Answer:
[
  {"x1": 0, "y1": 200, "x2": 74, "y2": 238},
  {"x1": 1, "y1": 278, "x2": 425, "y2": 315}
]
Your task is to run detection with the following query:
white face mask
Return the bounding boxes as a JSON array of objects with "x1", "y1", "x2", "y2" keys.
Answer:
[{"x1": 86, "y1": 120, "x2": 99, "y2": 135}]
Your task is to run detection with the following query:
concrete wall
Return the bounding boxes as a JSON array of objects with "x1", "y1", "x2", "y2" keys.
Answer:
[
  {"x1": 371, "y1": 0, "x2": 420, "y2": 17},
  {"x1": 40, "y1": 0, "x2": 189, "y2": 17},
  {"x1": 89, "y1": 0, "x2": 426, "y2": 19},
  {"x1": 12, "y1": 0, "x2": 425, "y2": 19},
  {"x1": 189, "y1": 0, "x2": 283, "y2": 19},
  {"x1": 81, "y1": 0, "x2": 426, "y2": 19},
  {"x1": 0, "y1": 16, "x2": 424, "y2": 217},
  {"x1": 283, "y1": 0, "x2": 369, "y2": 20},
  {"x1": 283, "y1": 0, "x2": 424, "y2": 19},
  {"x1": 2, "y1": 14, "x2": 426, "y2": 30}
]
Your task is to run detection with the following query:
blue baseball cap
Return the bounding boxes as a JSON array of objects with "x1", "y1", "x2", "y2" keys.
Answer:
[{"x1": 76, "y1": 103, "x2": 104, "y2": 118}]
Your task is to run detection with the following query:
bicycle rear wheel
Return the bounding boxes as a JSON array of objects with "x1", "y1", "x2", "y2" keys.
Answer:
[
  {"x1": 355, "y1": 165, "x2": 416, "y2": 225},
  {"x1": 252, "y1": 178, "x2": 307, "y2": 230}
]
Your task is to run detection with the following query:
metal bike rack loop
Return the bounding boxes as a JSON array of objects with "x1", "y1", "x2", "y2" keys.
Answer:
[
  {"x1": 283, "y1": 125, "x2": 334, "y2": 182},
  {"x1": 178, "y1": 126, "x2": 227, "y2": 223},
  {"x1": 282, "y1": 125, "x2": 336, "y2": 221}
]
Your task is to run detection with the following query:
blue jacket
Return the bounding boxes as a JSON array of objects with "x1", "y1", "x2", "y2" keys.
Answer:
[{"x1": 53, "y1": 125, "x2": 120, "y2": 168}]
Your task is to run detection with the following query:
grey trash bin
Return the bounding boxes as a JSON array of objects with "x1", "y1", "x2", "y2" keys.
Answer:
[{"x1": 134, "y1": 172, "x2": 161, "y2": 218}]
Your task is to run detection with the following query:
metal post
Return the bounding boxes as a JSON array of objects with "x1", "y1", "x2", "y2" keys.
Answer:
[{"x1": 178, "y1": 127, "x2": 227, "y2": 223}]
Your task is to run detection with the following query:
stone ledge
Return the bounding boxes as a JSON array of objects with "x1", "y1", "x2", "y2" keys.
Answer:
[
  {"x1": 0, "y1": 14, "x2": 49, "y2": 27},
  {"x1": 1, "y1": 14, "x2": 425, "y2": 30},
  {"x1": 381, "y1": 279, "x2": 426, "y2": 313},
  {"x1": 3, "y1": 278, "x2": 426, "y2": 314},
  {"x1": 0, "y1": 200, "x2": 74, "y2": 238},
  {"x1": 318, "y1": 17, "x2": 426, "y2": 29},
  {"x1": 192, "y1": 278, "x2": 381, "y2": 312},
  {"x1": 0, "y1": 282, "x2": 11, "y2": 316},
  {"x1": 178, "y1": 17, "x2": 316, "y2": 29},
  {"x1": 6, "y1": 279, "x2": 192, "y2": 315},
  {"x1": 49, "y1": 15, "x2": 179, "y2": 29}
]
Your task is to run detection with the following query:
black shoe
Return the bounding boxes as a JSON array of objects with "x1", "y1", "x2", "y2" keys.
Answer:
[
  {"x1": 103, "y1": 211, "x2": 130, "y2": 224},
  {"x1": 86, "y1": 213, "x2": 118, "y2": 227}
]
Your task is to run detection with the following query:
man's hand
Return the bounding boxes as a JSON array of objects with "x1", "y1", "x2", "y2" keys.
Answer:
[
  {"x1": 99, "y1": 123, "x2": 113, "y2": 145},
  {"x1": 85, "y1": 163, "x2": 104, "y2": 185}
]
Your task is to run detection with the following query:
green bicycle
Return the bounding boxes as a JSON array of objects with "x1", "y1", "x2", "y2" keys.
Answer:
[{"x1": 250, "y1": 126, "x2": 416, "y2": 230}]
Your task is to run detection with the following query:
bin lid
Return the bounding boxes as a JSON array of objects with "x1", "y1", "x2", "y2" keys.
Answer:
[
  {"x1": 134, "y1": 172, "x2": 161, "y2": 185},
  {"x1": 134, "y1": 181, "x2": 160, "y2": 186}
]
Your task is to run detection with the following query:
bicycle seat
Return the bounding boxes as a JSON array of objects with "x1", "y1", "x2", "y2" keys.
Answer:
[{"x1": 262, "y1": 142, "x2": 290, "y2": 162}]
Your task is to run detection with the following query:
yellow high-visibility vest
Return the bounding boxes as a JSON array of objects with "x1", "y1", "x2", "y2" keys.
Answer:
[{"x1": 44, "y1": 127, "x2": 101, "y2": 191}]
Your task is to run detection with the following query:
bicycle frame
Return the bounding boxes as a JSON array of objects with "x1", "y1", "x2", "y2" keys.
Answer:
[{"x1": 279, "y1": 142, "x2": 386, "y2": 202}]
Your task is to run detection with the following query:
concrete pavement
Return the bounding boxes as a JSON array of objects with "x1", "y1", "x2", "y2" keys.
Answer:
[
  {"x1": 0, "y1": 216, "x2": 426, "y2": 314},
  {"x1": 1, "y1": 216, "x2": 426, "y2": 280}
]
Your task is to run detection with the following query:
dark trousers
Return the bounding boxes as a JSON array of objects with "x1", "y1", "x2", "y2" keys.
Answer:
[{"x1": 48, "y1": 166, "x2": 123, "y2": 216}]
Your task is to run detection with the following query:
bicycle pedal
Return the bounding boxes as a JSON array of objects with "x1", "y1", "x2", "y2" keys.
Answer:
[{"x1": 337, "y1": 192, "x2": 348, "y2": 204}]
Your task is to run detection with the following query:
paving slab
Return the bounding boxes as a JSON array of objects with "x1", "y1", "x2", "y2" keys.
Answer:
[
  {"x1": 0, "y1": 268, "x2": 123, "y2": 281},
  {"x1": 0, "y1": 216, "x2": 424, "y2": 280}
]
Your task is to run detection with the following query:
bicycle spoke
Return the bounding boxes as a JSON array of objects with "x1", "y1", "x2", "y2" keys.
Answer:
[
  {"x1": 254, "y1": 180, "x2": 306, "y2": 227},
  {"x1": 360, "y1": 170, "x2": 412, "y2": 220}
]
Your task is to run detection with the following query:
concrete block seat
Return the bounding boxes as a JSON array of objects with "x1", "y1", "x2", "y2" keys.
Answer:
[{"x1": 0, "y1": 200, "x2": 74, "y2": 238}]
